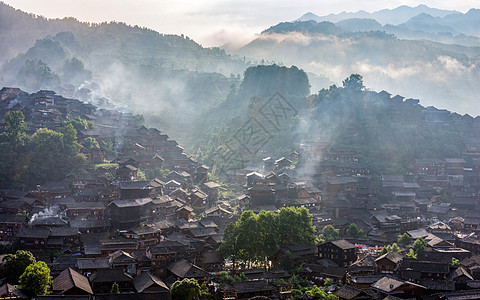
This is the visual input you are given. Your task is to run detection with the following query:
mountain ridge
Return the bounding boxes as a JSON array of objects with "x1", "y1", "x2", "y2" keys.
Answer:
[{"x1": 297, "y1": 4, "x2": 461, "y2": 25}]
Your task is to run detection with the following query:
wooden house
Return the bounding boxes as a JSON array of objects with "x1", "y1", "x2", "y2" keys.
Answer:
[
  {"x1": 318, "y1": 239, "x2": 356, "y2": 267},
  {"x1": 371, "y1": 276, "x2": 426, "y2": 299},
  {"x1": 375, "y1": 252, "x2": 403, "y2": 274}
]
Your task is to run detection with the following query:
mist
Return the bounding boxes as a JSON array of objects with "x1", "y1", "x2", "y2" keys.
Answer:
[{"x1": 236, "y1": 31, "x2": 480, "y2": 116}]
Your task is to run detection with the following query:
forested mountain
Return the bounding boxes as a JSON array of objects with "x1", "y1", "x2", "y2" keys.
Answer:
[
  {"x1": 1, "y1": 2, "x2": 479, "y2": 179},
  {"x1": 191, "y1": 69, "x2": 477, "y2": 177},
  {"x1": 0, "y1": 1, "x2": 250, "y2": 143}
]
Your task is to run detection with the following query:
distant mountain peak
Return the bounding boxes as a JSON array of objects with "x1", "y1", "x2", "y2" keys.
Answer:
[
  {"x1": 296, "y1": 4, "x2": 461, "y2": 25},
  {"x1": 297, "y1": 12, "x2": 320, "y2": 22}
]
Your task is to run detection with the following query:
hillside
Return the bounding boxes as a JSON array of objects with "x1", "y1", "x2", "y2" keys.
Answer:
[
  {"x1": 238, "y1": 21, "x2": 480, "y2": 116},
  {"x1": 0, "y1": 2, "x2": 250, "y2": 144},
  {"x1": 187, "y1": 67, "x2": 479, "y2": 179}
]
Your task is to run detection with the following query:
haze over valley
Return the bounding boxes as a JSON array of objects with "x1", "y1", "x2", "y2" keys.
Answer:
[{"x1": 1, "y1": 3, "x2": 480, "y2": 299}]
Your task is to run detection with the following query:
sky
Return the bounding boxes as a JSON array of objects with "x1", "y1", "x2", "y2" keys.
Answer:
[{"x1": 2, "y1": 0, "x2": 478, "y2": 47}]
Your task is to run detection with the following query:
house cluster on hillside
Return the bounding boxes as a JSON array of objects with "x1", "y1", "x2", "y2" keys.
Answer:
[
  {"x1": 0, "y1": 177, "x2": 234, "y2": 299},
  {"x1": 2, "y1": 87, "x2": 480, "y2": 299}
]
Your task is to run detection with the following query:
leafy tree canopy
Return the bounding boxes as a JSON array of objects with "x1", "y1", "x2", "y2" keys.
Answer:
[
  {"x1": 346, "y1": 223, "x2": 366, "y2": 238},
  {"x1": 110, "y1": 282, "x2": 120, "y2": 294},
  {"x1": 218, "y1": 207, "x2": 316, "y2": 270},
  {"x1": 18, "y1": 261, "x2": 52, "y2": 297},
  {"x1": 2, "y1": 250, "x2": 36, "y2": 284},
  {"x1": 342, "y1": 73, "x2": 365, "y2": 92},
  {"x1": 171, "y1": 278, "x2": 202, "y2": 300},
  {"x1": 398, "y1": 233, "x2": 411, "y2": 244},
  {"x1": 319, "y1": 225, "x2": 339, "y2": 243},
  {"x1": 412, "y1": 237, "x2": 428, "y2": 254}
]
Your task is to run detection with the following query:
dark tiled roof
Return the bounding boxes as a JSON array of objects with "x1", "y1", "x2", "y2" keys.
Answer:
[
  {"x1": 66, "y1": 202, "x2": 105, "y2": 210},
  {"x1": 419, "y1": 279, "x2": 455, "y2": 291},
  {"x1": 110, "y1": 198, "x2": 152, "y2": 208},
  {"x1": 168, "y1": 259, "x2": 209, "y2": 279},
  {"x1": 375, "y1": 251, "x2": 403, "y2": 264},
  {"x1": 203, "y1": 182, "x2": 220, "y2": 189},
  {"x1": 301, "y1": 262, "x2": 345, "y2": 278},
  {"x1": 133, "y1": 272, "x2": 169, "y2": 293},
  {"x1": 76, "y1": 257, "x2": 111, "y2": 270},
  {"x1": 70, "y1": 219, "x2": 110, "y2": 229},
  {"x1": 350, "y1": 275, "x2": 383, "y2": 285},
  {"x1": 49, "y1": 227, "x2": 79, "y2": 237},
  {"x1": 0, "y1": 283, "x2": 27, "y2": 298},
  {"x1": 0, "y1": 199, "x2": 31, "y2": 209},
  {"x1": 407, "y1": 228, "x2": 429, "y2": 239},
  {"x1": 449, "y1": 266, "x2": 474, "y2": 281},
  {"x1": 335, "y1": 285, "x2": 364, "y2": 300},
  {"x1": 30, "y1": 216, "x2": 68, "y2": 227},
  {"x1": 282, "y1": 244, "x2": 317, "y2": 258},
  {"x1": 404, "y1": 260, "x2": 449, "y2": 274},
  {"x1": 223, "y1": 280, "x2": 275, "y2": 293},
  {"x1": 52, "y1": 268, "x2": 93, "y2": 295},
  {"x1": 187, "y1": 227, "x2": 217, "y2": 238},
  {"x1": 109, "y1": 250, "x2": 135, "y2": 263},
  {"x1": 16, "y1": 227, "x2": 50, "y2": 239},
  {"x1": 329, "y1": 239, "x2": 356, "y2": 250},
  {"x1": 436, "y1": 290, "x2": 480, "y2": 299},
  {"x1": 119, "y1": 181, "x2": 152, "y2": 190},
  {"x1": 0, "y1": 213, "x2": 26, "y2": 224},
  {"x1": 89, "y1": 269, "x2": 133, "y2": 283},
  {"x1": 203, "y1": 250, "x2": 222, "y2": 264},
  {"x1": 372, "y1": 276, "x2": 424, "y2": 293}
]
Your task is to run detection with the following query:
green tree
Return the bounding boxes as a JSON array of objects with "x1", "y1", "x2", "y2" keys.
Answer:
[
  {"x1": 146, "y1": 167, "x2": 170, "y2": 180},
  {"x1": 342, "y1": 73, "x2": 364, "y2": 92},
  {"x1": 346, "y1": 223, "x2": 366, "y2": 238},
  {"x1": 0, "y1": 111, "x2": 29, "y2": 188},
  {"x1": 100, "y1": 140, "x2": 115, "y2": 157},
  {"x1": 217, "y1": 272, "x2": 247, "y2": 287},
  {"x1": 84, "y1": 137, "x2": 100, "y2": 149},
  {"x1": 235, "y1": 210, "x2": 261, "y2": 268},
  {"x1": 405, "y1": 249, "x2": 417, "y2": 259},
  {"x1": 22, "y1": 127, "x2": 85, "y2": 187},
  {"x1": 219, "y1": 208, "x2": 316, "y2": 270},
  {"x1": 347, "y1": 223, "x2": 359, "y2": 237},
  {"x1": 412, "y1": 237, "x2": 428, "y2": 254},
  {"x1": 16, "y1": 59, "x2": 60, "y2": 91},
  {"x1": 218, "y1": 222, "x2": 239, "y2": 271},
  {"x1": 258, "y1": 210, "x2": 279, "y2": 266},
  {"x1": 110, "y1": 282, "x2": 120, "y2": 294},
  {"x1": 279, "y1": 250, "x2": 294, "y2": 272},
  {"x1": 442, "y1": 192, "x2": 452, "y2": 203},
  {"x1": 319, "y1": 225, "x2": 339, "y2": 243},
  {"x1": 61, "y1": 57, "x2": 92, "y2": 85},
  {"x1": 391, "y1": 243, "x2": 400, "y2": 253},
  {"x1": 2, "y1": 250, "x2": 36, "y2": 284},
  {"x1": 303, "y1": 285, "x2": 338, "y2": 299},
  {"x1": 171, "y1": 278, "x2": 202, "y2": 300},
  {"x1": 4, "y1": 111, "x2": 27, "y2": 144},
  {"x1": 199, "y1": 283, "x2": 211, "y2": 299},
  {"x1": 380, "y1": 245, "x2": 391, "y2": 255},
  {"x1": 398, "y1": 233, "x2": 411, "y2": 245},
  {"x1": 380, "y1": 243, "x2": 400, "y2": 255},
  {"x1": 65, "y1": 116, "x2": 89, "y2": 132},
  {"x1": 451, "y1": 257, "x2": 460, "y2": 267},
  {"x1": 324, "y1": 278, "x2": 335, "y2": 289},
  {"x1": 277, "y1": 207, "x2": 316, "y2": 247},
  {"x1": 18, "y1": 261, "x2": 52, "y2": 297}
]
